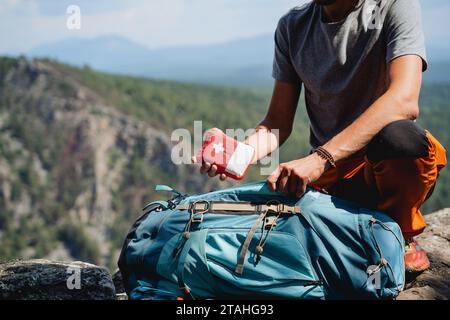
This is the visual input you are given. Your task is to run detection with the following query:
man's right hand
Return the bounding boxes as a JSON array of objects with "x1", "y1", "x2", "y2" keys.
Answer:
[{"x1": 191, "y1": 156, "x2": 228, "y2": 181}]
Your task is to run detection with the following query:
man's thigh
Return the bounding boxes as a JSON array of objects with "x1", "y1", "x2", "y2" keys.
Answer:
[
  {"x1": 313, "y1": 120, "x2": 447, "y2": 211},
  {"x1": 313, "y1": 153, "x2": 376, "y2": 208}
]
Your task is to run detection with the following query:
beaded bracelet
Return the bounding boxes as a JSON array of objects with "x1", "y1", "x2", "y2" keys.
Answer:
[{"x1": 314, "y1": 146, "x2": 336, "y2": 168}]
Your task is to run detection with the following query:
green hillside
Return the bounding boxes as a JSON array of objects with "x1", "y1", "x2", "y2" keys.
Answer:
[{"x1": 0, "y1": 57, "x2": 448, "y2": 269}]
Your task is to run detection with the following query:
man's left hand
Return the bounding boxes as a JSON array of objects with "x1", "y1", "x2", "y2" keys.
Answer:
[{"x1": 267, "y1": 152, "x2": 328, "y2": 197}]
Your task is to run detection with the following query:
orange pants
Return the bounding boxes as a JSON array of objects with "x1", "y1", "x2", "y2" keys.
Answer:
[{"x1": 313, "y1": 131, "x2": 447, "y2": 238}]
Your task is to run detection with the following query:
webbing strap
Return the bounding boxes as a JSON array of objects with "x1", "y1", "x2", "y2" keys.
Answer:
[
  {"x1": 176, "y1": 231, "x2": 199, "y2": 300},
  {"x1": 368, "y1": 218, "x2": 404, "y2": 293},
  {"x1": 177, "y1": 201, "x2": 300, "y2": 215},
  {"x1": 235, "y1": 210, "x2": 267, "y2": 275}
]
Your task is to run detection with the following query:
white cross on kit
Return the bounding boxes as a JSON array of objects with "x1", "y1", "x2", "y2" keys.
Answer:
[{"x1": 212, "y1": 142, "x2": 225, "y2": 154}]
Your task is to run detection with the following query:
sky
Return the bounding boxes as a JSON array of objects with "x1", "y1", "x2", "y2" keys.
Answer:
[{"x1": 0, "y1": 0, "x2": 449, "y2": 53}]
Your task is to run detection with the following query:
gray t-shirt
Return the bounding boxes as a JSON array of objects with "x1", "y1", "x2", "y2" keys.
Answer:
[{"x1": 272, "y1": 0, "x2": 427, "y2": 148}]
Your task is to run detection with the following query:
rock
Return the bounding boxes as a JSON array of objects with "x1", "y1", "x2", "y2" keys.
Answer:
[
  {"x1": 0, "y1": 259, "x2": 116, "y2": 300},
  {"x1": 112, "y1": 269, "x2": 125, "y2": 294},
  {"x1": 112, "y1": 269, "x2": 129, "y2": 300},
  {"x1": 398, "y1": 209, "x2": 450, "y2": 300}
]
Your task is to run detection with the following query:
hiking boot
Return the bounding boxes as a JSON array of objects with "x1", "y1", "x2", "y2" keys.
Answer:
[{"x1": 404, "y1": 238, "x2": 430, "y2": 273}]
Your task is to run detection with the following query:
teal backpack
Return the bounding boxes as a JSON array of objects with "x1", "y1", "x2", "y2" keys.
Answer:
[{"x1": 118, "y1": 182, "x2": 405, "y2": 300}]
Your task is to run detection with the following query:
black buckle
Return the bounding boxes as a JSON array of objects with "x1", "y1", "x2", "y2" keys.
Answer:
[
  {"x1": 167, "y1": 199, "x2": 177, "y2": 209},
  {"x1": 265, "y1": 200, "x2": 281, "y2": 215}
]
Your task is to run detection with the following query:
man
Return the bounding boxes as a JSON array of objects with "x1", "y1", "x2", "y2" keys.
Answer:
[{"x1": 194, "y1": 0, "x2": 447, "y2": 273}]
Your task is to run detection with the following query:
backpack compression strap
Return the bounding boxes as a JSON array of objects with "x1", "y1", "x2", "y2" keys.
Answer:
[{"x1": 176, "y1": 201, "x2": 300, "y2": 215}]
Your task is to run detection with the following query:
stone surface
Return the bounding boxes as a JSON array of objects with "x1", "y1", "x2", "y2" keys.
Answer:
[
  {"x1": 0, "y1": 259, "x2": 116, "y2": 300},
  {"x1": 397, "y1": 209, "x2": 450, "y2": 300},
  {"x1": 112, "y1": 269, "x2": 125, "y2": 294}
]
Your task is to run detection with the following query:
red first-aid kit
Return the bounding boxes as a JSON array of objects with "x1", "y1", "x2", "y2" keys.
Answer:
[{"x1": 196, "y1": 128, "x2": 255, "y2": 180}]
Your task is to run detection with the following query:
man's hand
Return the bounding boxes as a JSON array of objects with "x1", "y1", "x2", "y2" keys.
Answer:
[
  {"x1": 267, "y1": 152, "x2": 328, "y2": 197},
  {"x1": 191, "y1": 156, "x2": 228, "y2": 181}
]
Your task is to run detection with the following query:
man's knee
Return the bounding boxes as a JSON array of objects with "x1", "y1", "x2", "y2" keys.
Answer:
[{"x1": 367, "y1": 120, "x2": 429, "y2": 162}]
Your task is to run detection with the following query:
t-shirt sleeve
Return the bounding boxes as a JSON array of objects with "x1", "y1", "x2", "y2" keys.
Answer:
[
  {"x1": 272, "y1": 16, "x2": 302, "y2": 84},
  {"x1": 385, "y1": 0, "x2": 428, "y2": 71}
]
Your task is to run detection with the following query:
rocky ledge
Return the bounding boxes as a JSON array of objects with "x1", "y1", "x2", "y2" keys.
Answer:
[
  {"x1": 398, "y1": 208, "x2": 450, "y2": 300},
  {"x1": 0, "y1": 210, "x2": 448, "y2": 300},
  {"x1": 0, "y1": 260, "x2": 116, "y2": 300}
]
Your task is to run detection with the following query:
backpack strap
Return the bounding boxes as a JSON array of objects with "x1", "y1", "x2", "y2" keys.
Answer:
[
  {"x1": 176, "y1": 229, "x2": 208, "y2": 300},
  {"x1": 235, "y1": 209, "x2": 267, "y2": 275},
  {"x1": 177, "y1": 201, "x2": 300, "y2": 215},
  {"x1": 234, "y1": 200, "x2": 293, "y2": 275}
]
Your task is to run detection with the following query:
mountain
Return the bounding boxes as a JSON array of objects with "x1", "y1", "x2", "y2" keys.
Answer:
[
  {"x1": 427, "y1": 44, "x2": 450, "y2": 62},
  {"x1": 28, "y1": 34, "x2": 274, "y2": 87},
  {"x1": 27, "y1": 34, "x2": 450, "y2": 86},
  {"x1": 424, "y1": 62, "x2": 450, "y2": 83},
  {"x1": 0, "y1": 57, "x2": 448, "y2": 271},
  {"x1": 29, "y1": 35, "x2": 151, "y2": 73},
  {"x1": 422, "y1": 44, "x2": 450, "y2": 83}
]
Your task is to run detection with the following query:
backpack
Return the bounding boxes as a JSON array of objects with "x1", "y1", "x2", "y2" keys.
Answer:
[{"x1": 118, "y1": 182, "x2": 405, "y2": 300}]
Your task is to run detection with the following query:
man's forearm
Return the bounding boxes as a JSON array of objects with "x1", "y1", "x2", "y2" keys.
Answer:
[
  {"x1": 323, "y1": 89, "x2": 419, "y2": 162},
  {"x1": 245, "y1": 122, "x2": 291, "y2": 163}
]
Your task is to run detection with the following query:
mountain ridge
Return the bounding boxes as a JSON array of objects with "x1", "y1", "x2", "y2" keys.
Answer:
[{"x1": 28, "y1": 34, "x2": 274, "y2": 86}]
